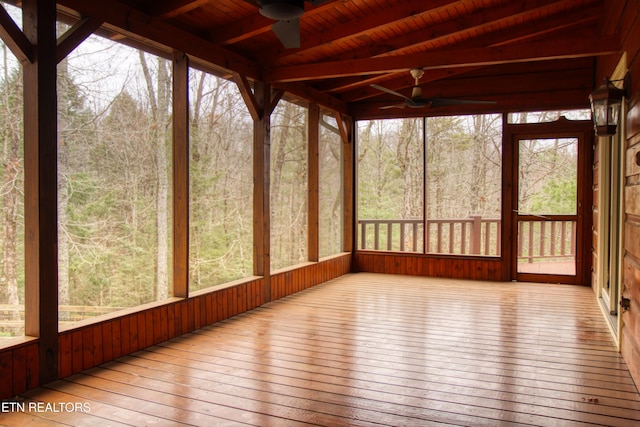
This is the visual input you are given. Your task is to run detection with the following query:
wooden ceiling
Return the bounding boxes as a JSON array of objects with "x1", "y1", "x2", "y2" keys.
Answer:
[{"x1": 50, "y1": 0, "x2": 619, "y2": 119}]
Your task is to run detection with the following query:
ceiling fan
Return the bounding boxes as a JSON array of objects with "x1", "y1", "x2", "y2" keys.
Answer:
[
  {"x1": 256, "y1": 0, "x2": 330, "y2": 48},
  {"x1": 371, "y1": 68, "x2": 496, "y2": 109}
]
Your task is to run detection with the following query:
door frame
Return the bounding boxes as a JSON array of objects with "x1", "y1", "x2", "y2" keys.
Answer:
[{"x1": 502, "y1": 116, "x2": 593, "y2": 285}]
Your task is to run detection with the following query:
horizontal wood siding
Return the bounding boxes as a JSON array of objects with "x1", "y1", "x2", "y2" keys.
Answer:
[
  {"x1": 623, "y1": 129, "x2": 640, "y2": 386},
  {"x1": 623, "y1": 0, "x2": 640, "y2": 391},
  {"x1": 0, "y1": 253, "x2": 351, "y2": 400},
  {"x1": 353, "y1": 253, "x2": 505, "y2": 281}
]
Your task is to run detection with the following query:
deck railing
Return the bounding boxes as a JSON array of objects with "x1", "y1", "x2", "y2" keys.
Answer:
[
  {"x1": 359, "y1": 216, "x2": 576, "y2": 261},
  {"x1": 517, "y1": 218, "x2": 576, "y2": 263}
]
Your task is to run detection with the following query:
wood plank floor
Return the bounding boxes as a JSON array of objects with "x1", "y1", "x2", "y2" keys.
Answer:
[{"x1": 2, "y1": 273, "x2": 639, "y2": 426}]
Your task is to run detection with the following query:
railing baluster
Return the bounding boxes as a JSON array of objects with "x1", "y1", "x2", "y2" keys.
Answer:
[
  {"x1": 449, "y1": 223, "x2": 454, "y2": 254},
  {"x1": 539, "y1": 221, "x2": 546, "y2": 259},
  {"x1": 361, "y1": 222, "x2": 366, "y2": 250},
  {"x1": 550, "y1": 221, "x2": 557, "y2": 257},
  {"x1": 355, "y1": 217, "x2": 513, "y2": 258},
  {"x1": 461, "y1": 222, "x2": 467, "y2": 254},
  {"x1": 374, "y1": 223, "x2": 380, "y2": 250},
  {"x1": 528, "y1": 221, "x2": 534, "y2": 263}
]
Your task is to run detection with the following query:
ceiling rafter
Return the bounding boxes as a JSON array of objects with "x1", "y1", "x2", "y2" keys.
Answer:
[
  {"x1": 321, "y1": 0, "x2": 595, "y2": 68},
  {"x1": 261, "y1": 0, "x2": 463, "y2": 63},
  {"x1": 210, "y1": 0, "x2": 339, "y2": 45},
  {"x1": 265, "y1": 35, "x2": 619, "y2": 82},
  {"x1": 338, "y1": 5, "x2": 601, "y2": 102},
  {"x1": 312, "y1": 0, "x2": 601, "y2": 95},
  {"x1": 148, "y1": 0, "x2": 209, "y2": 19},
  {"x1": 58, "y1": 0, "x2": 261, "y2": 80}
]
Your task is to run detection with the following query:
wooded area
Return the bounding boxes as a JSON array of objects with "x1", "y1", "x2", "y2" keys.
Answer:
[{"x1": 0, "y1": 18, "x2": 346, "y2": 338}]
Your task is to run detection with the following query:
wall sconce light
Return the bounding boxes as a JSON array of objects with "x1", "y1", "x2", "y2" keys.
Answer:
[{"x1": 589, "y1": 73, "x2": 630, "y2": 137}]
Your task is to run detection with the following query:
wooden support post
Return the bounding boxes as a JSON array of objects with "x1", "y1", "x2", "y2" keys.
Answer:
[
  {"x1": 308, "y1": 103, "x2": 320, "y2": 262},
  {"x1": 253, "y1": 81, "x2": 272, "y2": 302},
  {"x1": 23, "y1": 0, "x2": 58, "y2": 385},
  {"x1": 337, "y1": 112, "x2": 354, "y2": 254},
  {"x1": 470, "y1": 214, "x2": 482, "y2": 255},
  {"x1": 173, "y1": 51, "x2": 189, "y2": 299}
]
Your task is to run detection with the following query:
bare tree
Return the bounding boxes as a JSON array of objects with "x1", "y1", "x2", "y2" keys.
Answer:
[{"x1": 139, "y1": 52, "x2": 171, "y2": 300}]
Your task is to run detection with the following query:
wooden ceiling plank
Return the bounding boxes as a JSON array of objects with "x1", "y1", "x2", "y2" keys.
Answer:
[
  {"x1": 320, "y1": 0, "x2": 595, "y2": 66},
  {"x1": 318, "y1": 1, "x2": 601, "y2": 94},
  {"x1": 266, "y1": 35, "x2": 619, "y2": 82},
  {"x1": 265, "y1": 0, "x2": 461, "y2": 62},
  {"x1": 338, "y1": 7, "x2": 600, "y2": 101},
  {"x1": 58, "y1": 0, "x2": 261, "y2": 80},
  {"x1": 0, "y1": 3, "x2": 33, "y2": 64},
  {"x1": 149, "y1": 0, "x2": 209, "y2": 19},
  {"x1": 56, "y1": 16, "x2": 103, "y2": 64},
  {"x1": 211, "y1": 0, "x2": 339, "y2": 45}
]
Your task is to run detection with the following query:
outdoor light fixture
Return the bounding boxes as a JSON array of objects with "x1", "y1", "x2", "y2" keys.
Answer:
[
  {"x1": 589, "y1": 73, "x2": 630, "y2": 137},
  {"x1": 259, "y1": 0, "x2": 305, "y2": 20}
]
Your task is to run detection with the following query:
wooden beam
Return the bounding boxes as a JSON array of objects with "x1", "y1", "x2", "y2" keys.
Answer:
[
  {"x1": 253, "y1": 81, "x2": 271, "y2": 302},
  {"x1": 0, "y1": 4, "x2": 33, "y2": 64},
  {"x1": 56, "y1": 16, "x2": 103, "y2": 64},
  {"x1": 266, "y1": 35, "x2": 620, "y2": 82},
  {"x1": 268, "y1": 88, "x2": 284, "y2": 117},
  {"x1": 351, "y1": 89, "x2": 592, "y2": 121},
  {"x1": 58, "y1": 0, "x2": 260, "y2": 80},
  {"x1": 312, "y1": 0, "x2": 571, "y2": 67},
  {"x1": 211, "y1": 0, "x2": 337, "y2": 45},
  {"x1": 263, "y1": 0, "x2": 456, "y2": 62},
  {"x1": 172, "y1": 51, "x2": 189, "y2": 299},
  {"x1": 333, "y1": 3, "x2": 601, "y2": 100},
  {"x1": 308, "y1": 103, "x2": 320, "y2": 262},
  {"x1": 149, "y1": 0, "x2": 209, "y2": 19},
  {"x1": 23, "y1": 0, "x2": 58, "y2": 385},
  {"x1": 337, "y1": 112, "x2": 354, "y2": 253},
  {"x1": 233, "y1": 72, "x2": 261, "y2": 121},
  {"x1": 274, "y1": 81, "x2": 348, "y2": 115}
]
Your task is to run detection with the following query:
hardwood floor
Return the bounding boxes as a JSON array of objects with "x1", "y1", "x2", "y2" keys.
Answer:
[{"x1": 2, "y1": 273, "x2": 639, "y2": 426}]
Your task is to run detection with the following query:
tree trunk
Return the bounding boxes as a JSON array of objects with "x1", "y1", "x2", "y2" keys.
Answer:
[
  {"x1": 139, "y1": 52, "x2": 170, "y2": 300},
  {"x1": 57, "y1": 54, "x2": 70, "y2": 315}
]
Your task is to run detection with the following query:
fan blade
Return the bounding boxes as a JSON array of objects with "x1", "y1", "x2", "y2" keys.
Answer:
[
  {"x1": 371, "y1": 84, "x2": 412, "y2": 102},
  {"x1": 429, "y1": 98, "x2": 496, "y2": 108},
  {"x1": 380, "y1": 103, "x2": 407, "y2": 109},
  {"x1": 272, "y1": 18, "x2": 300, "y2": 48}
]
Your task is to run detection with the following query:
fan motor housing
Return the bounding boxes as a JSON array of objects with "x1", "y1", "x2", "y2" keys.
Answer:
[{"x1": 260, "y1": 0, "x2": 305, "y2": 20}]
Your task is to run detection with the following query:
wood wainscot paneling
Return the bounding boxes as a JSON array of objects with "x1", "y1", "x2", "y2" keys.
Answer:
[
  {"x1": 0, "y1": 254, "x2": 351, "y2": 400},
  {"x1": 0, "y1": 340, "x2": 39, "y2": 399},
  {"x1": 353, "y1": 252, "x2": 505, "y2": 281},
  {"x1": 270, "y1": 254, "x2": 353, "y2": 301}
]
